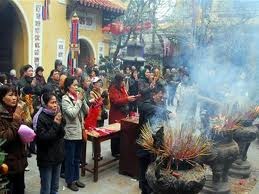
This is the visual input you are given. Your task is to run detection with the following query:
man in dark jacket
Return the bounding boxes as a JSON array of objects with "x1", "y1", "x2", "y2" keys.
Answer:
[
  {"x1": 137, "y1": 85, "x2": 168, "y2": 194},
  {"x1": 43, "y1": 70, "x2": 63, "y2": 105},
  {"x1": 18, "y1": 65, "x2": 41, "y2": 96},
  {"x1": 18, "y1": 64, "x2": 42, "y2": 156}
]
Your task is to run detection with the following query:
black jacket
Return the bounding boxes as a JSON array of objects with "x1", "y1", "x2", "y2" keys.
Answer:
[
  {"x1": 138, "y1": 99, "x2": 168, "y2": 127},
  {"x1": 137, "y1": 99, "x2": 168, "y2": 157},
  {"x1": 36, "y1": 111, "x2": 65, "y2": 167},
  {"x1": 42, "y1": 80, "x2": 63, "y2": 105},
  {"x1": 18, "y1": 76, "x2": 42, "y2": 96},
  {"x1": 128, "y1": 77, "x2": 139, "y2": 96},
  {"x1": 138, "y1": 78, "x2": 151, "y2": 101}
]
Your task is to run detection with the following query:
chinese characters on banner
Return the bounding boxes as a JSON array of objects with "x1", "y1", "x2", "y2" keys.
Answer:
[
  {"x1": 98, "y1": 42, "x2": 104, "y2": 62},
  {"x1": 56, "y1": 39, "x2": 65, "y2": 62},
  {"x1": 32, "y1": 3, "x2": 43, "y2": 68}
]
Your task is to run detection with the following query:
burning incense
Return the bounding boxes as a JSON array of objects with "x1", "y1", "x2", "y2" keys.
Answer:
[{"x1": 137, "y1": 124, "x2": 212, "y2": 170}]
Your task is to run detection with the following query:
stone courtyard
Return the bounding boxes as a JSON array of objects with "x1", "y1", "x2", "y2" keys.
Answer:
[{"x1": 25, "y1": 138, "x2": 259, "y2": 194}]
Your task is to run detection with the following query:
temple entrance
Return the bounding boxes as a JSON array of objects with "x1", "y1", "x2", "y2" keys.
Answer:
[
  {"x1": 0, "y1": 0, "x2": 29, "y2": 74},
  {"x1": 78, "y1": 38, "x2": 95, "y2": 69}
]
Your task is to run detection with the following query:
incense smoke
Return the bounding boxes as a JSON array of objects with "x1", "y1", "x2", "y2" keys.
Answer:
[{"x1": 166, "y1": 7, "x2": 259, "y2": 131}]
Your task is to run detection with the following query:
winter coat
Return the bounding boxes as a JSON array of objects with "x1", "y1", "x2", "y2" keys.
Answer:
[
  {"x1": 138, "y1": 99, "x2": 168, "y2": 132},
  {"x1": 89, "y1": 89, "x2": 109, "y2": 121},
  {"x1": 35, "y1": 111, "x2": 65, "y2": 167},
  {"x1": 108, "y1": 85, "x2": 129, "y2": 124},
  {"x1": 35, "y1": 75, "x2": 46, "y2": 86},
  {"x1": 18, "y1": 76, "x2": 41, "y2": 96},
  {"x1": 0, "y1": 104, "x2": 28, "y2": 174},
  {"x1": 137, "y1": 99, "x2": 168, "y2": 157},
  {"x1": 128, "y1": 77, "x2": 139, "y2": 96},
  {"x1": 18, "y1": 76, "x2": 42, "y2": 114},
  {"x1": 62, "y1": 94, "x2": 89, "y2": 140},
  {"x1": 138, "y1": 78, "x2": 152, "y2": 101}
]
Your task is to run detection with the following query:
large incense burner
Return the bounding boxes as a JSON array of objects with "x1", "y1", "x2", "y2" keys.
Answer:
[
  {"x1": 201, "y1": 114, "x2": 240, "y2": 194},
  {"x1": 229, "y1": 106, "x2": 259, "y2": 178},
  {"x1": 201, "y1": 130, "x2": 239, "y2": 194},
  {"x1": 138, "y1": 125, "x2": 211, "y2": 194}
]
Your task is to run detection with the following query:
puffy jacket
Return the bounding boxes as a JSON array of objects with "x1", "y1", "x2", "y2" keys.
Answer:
[
  {"x1": 36, "y1": 111, "x2": 65, "y2": 167},
  {"x1": 62, "y1": 94, "x2": 89, "y2": 140},
  {"x1": 0, "y1": 104, "x2": 28, "y2": 174},
  {"x1": 137, "y1": 99, "x2": 168, "y2": 157}
]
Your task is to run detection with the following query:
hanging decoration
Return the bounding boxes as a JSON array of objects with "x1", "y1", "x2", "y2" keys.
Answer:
[
  {"x1": 69, "y1": 13, "x2": 80, "y2": 75},
  {"x1": 102, "y1": 24, "x2": 111, "y2": 33},
  {"x1": 110, "y1": 22, "x2": 124, "y2": 35},
  {"x1": 102, "y1": 20, "x2": 152, "y2": 35},
  {"x1": 42, "y1": 0, "x2": 50, "y2": 20},
  {"x1": 143, "y1": 21, "x2": 152, "y2": 30},
  {"x1": 135, "y1": 24, "x2": 142, "y2": 32}
]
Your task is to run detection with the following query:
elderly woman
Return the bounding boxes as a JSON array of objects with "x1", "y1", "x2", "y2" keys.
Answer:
[
  {"x1": 89, "y1": 77, "x2": 109, "y2": 160},
  {"x1": 90, "y1": 77, "x2": 109, "y2": 127},
  {"x1": 0, "y1": 84, "x2": 28, "y2": 194},
  {"x1": 108, "y1": 73, "x2": 136, "y2": 157},
  {"x1": 62, "y1": 76, "x2": 89, "y2": 191}
]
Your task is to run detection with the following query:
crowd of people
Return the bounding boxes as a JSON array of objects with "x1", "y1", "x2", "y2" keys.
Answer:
[{"x1": 0, "y1": 60, "x2": 191, "y2": 194}]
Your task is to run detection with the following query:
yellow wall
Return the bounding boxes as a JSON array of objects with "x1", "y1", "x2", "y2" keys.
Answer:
[
  {"x1": 12, "y1": 16, "x2": 25, "y2": 71},
  {"x1": 12, "y1": 0, "x2": 110, "y2": 77}
]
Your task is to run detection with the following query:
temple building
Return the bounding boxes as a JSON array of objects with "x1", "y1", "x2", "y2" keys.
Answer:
[{"x1": 0, "y1": 0, "x2": 125, "y2": 76}]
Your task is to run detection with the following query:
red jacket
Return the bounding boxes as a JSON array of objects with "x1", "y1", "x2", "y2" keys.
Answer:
[{"x1": 108, "y1": 85, "x2": 129, "y2": 124}]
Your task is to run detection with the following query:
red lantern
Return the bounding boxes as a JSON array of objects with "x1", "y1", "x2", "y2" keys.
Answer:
[
  {"x1": 110, "y1": 22, "x2": 123, "y2": 35},
  {"x1": 135, "y1": 24, "x2": 142, "y2": 32},
  {"x1": 102, "y1": 26, "x2": 111, "y2": 33},
  {"x1": 143, "y1": 21, "x2": 152, "y2": 30},
  {"x1": 122, "y1": 26, "x2": 131, "y2": 33}
]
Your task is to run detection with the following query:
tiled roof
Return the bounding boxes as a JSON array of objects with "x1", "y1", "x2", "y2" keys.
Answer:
[{"x1": 78, "y1": 0, "x2": 126, "y2": 13}]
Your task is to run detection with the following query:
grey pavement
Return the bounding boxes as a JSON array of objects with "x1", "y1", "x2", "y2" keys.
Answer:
[
  {"x1": 25, "y1": 137, "x2": 259, "y2": 194},
  {"x1": 25, "y1": 140, "x2": 140, "y2": 194}
]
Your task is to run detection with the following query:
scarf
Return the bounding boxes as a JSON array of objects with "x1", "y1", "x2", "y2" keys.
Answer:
[
  {"x1": 32, "y1": 97, "x2": 59, "y2": 130},
  {"x1": 68, "y1": 91, "x2": 78, "y2": 102}
]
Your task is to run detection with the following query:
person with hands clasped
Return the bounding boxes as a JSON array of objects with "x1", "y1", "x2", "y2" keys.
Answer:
[
  {"x1": 62, "y1": 76, "x2": 89, "y2": 192},
  {"x1": 0, "y1": 84, "x2": 28, "y2": 194},
  {"x1": 88, "y1": 77, "x2": 109, "y2": 161},
  {"x1": 108, "y1": 73, "x2": 136, "y2": 158},
  {"x1": 33, "y1": 93, "x2": 65, "y2": 194}
]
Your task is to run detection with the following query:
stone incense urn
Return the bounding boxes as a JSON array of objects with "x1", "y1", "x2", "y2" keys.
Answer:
[
  {"x1": 229, "y1": 120, "x2": 257, "y2": 179},
  {"x1": 146, "y1": 159, "x2": 206, "y2": 194},
  {"x1": 201, "y1": 130, "x2": 239, "y2": 194}
]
